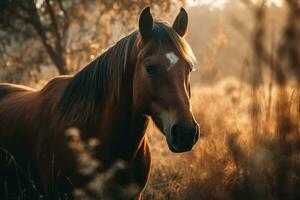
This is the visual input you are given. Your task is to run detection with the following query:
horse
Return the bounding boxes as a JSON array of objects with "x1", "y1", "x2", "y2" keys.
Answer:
[{"x1": 0, "y1": 7, "x2": 200, "y2": 200}]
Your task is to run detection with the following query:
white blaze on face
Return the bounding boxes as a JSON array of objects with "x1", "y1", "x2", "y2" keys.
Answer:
[{"x1": 166, "y1": 51, "x2": 179, "y2": 71}]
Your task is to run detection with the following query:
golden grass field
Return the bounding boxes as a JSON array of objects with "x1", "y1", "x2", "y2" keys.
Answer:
[
  {"x1": 144, "y1": 77, "x2": 300, "y2": 199},
  {"x1": 0, "y1": 1, "x2": 299, "y2": 199}
]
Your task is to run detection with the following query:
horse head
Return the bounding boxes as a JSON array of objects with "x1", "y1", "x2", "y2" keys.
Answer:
[{"x1": 132, "y1": 7, "x2": 200, "y2": 153}]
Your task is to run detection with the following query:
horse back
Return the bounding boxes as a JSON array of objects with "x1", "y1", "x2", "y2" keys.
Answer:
[
  {"x1": 0, "y1": 77, "x2": 70, "y2": 141},
  {"x1": 0, "y1": 83, "x2": 36, "y2": 100}
]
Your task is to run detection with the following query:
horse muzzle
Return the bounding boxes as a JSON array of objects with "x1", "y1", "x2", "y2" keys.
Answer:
[{"x1": 167, "y1": 121, "x2": 200, "y2": 153}]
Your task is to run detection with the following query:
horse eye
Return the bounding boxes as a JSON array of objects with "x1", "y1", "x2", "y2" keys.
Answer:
[{"x1": 145, "y1": 65, "x2": 158, "y2": 76}]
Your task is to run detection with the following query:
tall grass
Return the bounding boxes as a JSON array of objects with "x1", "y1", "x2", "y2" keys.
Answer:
[
  {"x1": 143, "y1": 1, "x2": 300, "y2": 199},
  {"x1": 1, "y1": 1, "x2": 299, "y2": 199}
]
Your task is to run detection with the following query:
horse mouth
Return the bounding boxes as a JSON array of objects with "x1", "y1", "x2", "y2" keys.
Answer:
[{"x1": 167, "y1": 140, "x2": 194, "y2": 153}]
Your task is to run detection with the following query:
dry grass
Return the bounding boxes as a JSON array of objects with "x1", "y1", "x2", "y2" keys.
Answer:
[
  {"x1": 1, "y1": 1, "x2": 300, "y2": 199},
  {"x1": 143, "y1": 78, "x2": 300, "y2": 200},
  {"x1": 143, "y1": 1, "x2": 300, "y2": 199}
]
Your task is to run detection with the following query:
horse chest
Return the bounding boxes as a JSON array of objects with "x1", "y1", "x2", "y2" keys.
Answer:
[{"x1": 97, "y1": 130, "x2": 151, "y2": 189}]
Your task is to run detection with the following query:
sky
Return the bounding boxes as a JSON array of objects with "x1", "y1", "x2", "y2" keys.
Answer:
[{"x1": 187, "y1": 0, "x2": 283, "y2": 8}]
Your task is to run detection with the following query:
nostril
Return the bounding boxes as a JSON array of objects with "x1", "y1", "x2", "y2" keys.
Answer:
[
  {"x1": 171, "y1": 124, "x2": 180, "y2": 145},
  {"x1": 171, "y1": 124, "x2": 198, "y2": 146}
]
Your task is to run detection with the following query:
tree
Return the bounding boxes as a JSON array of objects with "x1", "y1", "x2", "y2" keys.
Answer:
[{"x1": 0, "y1": 0, "x2": 182, "y2": 82}]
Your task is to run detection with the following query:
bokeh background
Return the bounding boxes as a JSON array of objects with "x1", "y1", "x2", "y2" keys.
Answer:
[{"x1": 0, "y1": 0, "x2": 300, "y2": 199}]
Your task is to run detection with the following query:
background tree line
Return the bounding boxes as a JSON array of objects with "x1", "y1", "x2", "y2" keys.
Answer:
[{"x1": 0, "y1": 0, "x2": 181, "y2": 83}]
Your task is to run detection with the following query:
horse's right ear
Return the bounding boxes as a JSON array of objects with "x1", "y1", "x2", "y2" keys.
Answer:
[{"x1": 139, "y1": 6, "x2": 153, "y2": 42}]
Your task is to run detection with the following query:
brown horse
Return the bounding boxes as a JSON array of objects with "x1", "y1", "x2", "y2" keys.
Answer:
[{"x1": 0, "y1": 7, "x2": 199, "y2": 200}]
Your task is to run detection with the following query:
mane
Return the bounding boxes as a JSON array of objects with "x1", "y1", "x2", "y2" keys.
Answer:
[
  {"x1": 59, "y1": 32, "x2": 137, "y2": 124},
  {"x1": 58, "y1": 22, "x2": 196, "y2": 124}
]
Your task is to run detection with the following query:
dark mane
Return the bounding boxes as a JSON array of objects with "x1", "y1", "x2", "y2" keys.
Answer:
[
  {"x1": 58, "y1": 22, "x2": 196, "y2": 124},
  {"x1": 59, "y1": 32, "x2": 137, "y2": 124}
]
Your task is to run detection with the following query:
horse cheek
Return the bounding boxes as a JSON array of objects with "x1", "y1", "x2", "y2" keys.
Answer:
[{"x1": 133, "y1": 74, "x2": 150, "y2": 113}]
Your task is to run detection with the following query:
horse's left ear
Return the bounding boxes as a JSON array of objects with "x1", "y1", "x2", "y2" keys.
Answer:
[{"x1": 172, "y1": 7, "x2": 188, "y2": 37}]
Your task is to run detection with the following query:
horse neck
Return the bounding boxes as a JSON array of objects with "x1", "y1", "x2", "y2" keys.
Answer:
[
  {"x1": 98, "y1": 44, "x2": 149, "y2": 162},
  {"x1": 97, "y1": 92, "x2": 149, "y2": 164}
]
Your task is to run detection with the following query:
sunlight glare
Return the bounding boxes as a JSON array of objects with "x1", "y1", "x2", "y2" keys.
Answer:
[{"x1": 187, "y1": 0, "x2": 283, "y2": 8}]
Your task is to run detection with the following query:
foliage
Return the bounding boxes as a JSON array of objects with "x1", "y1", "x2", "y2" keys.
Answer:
[{"x1": 0, "y1": 0, "x2": 180, "y2": 83}]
